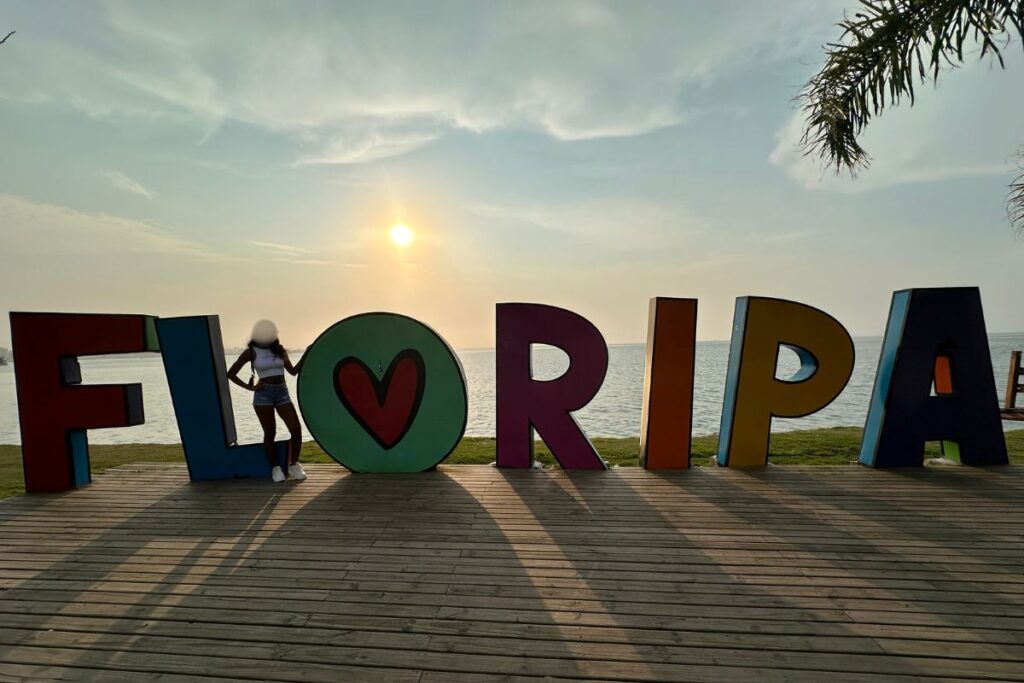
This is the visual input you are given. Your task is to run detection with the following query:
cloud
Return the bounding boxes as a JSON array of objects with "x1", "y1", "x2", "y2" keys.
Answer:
[
  {"x1": 1, "y1": 1, "x2": 849, "y2": 163},
  {"x1": 271, "y1": 257, "x2": 332, "y2": 265},
  {"x1": 464, "y1": 197, "x2": 705, "y2": 254},
  {"x1": 296, "y1": 128, "x2": 441, "y2": 165},
  {"x1": 760, "y1": 229, "x2": 818, "y2": 242},
  {"x1": 100, "y1": 169, "x2": 153, "y2": 198},
  {"x1": 0, "y1": 194, "x2": 233, "y2": 260},
  {"x1": 247, "y1": 240, "x2": 349, "y2": 265},
  {"x1": 247, "y1": 240, "x2": 333, "y2": 264},
  {"x1": 248, "y1": 240, "x2": 314, "y2": 256}
]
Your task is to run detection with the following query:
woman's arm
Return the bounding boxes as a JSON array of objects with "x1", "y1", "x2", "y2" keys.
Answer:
[
  {"x1": 282, "y1": 349, "x2": 303, "y2": 376},
  {"x1": 227, "y1": 349, "x2": 257, "y2": 390}
]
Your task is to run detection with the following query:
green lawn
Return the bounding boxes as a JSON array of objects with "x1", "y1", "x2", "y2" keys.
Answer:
[{"x1": 1, "y1": 427, "x2": 1021, "y2": 500}]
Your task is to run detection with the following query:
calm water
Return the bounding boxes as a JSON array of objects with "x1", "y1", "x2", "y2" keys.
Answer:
[{"x1": 2, "y1": 335, "x2": 1022, "y2": 444}]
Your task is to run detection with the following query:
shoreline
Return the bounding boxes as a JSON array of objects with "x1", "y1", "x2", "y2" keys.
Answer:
[{"x1": 2, "y1": 426, "x2": 1022, "y2": 500}]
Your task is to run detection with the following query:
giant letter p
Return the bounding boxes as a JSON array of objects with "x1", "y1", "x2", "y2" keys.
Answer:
[{"x1": 717, "y1": 297, "x2": 854, "y2": 468}]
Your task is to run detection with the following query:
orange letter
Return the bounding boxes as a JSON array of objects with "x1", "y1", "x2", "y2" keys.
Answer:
[{"x1": 640, "y1": 297, "x2": 697, "y2": 469}]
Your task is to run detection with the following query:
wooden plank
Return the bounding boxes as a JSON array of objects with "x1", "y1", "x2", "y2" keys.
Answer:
[
  {"x1": 0, "y1": 662, "x2": 231, "y2": 682},
  {"x1": 0, "y1": 463, "x2": 1021, "y2": 681},
  {"x1": 0, "y1": 625, "x2": 1019, "y2": 682}
]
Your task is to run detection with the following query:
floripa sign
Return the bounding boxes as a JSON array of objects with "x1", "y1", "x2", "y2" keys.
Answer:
[{"x1": 8, "y1": 286, "x2": 1008, "y2": 493}]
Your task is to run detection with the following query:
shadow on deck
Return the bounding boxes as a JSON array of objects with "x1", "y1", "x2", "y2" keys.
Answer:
[{"x1": 0, "y1": 463, "x2": 1022, "y2": 681}]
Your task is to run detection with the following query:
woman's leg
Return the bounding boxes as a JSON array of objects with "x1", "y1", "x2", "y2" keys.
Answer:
[
  {"x1": 254, "y1": 405, "x2": 278, "y2": 468},
  {"x1": 276, "y1": 402, "x2": 303, "y2": 466}
]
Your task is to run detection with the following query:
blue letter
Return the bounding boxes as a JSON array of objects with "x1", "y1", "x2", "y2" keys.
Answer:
[
  {"x1": 157, "y1": 316, "x2": 287, "y2": 480},
  {"x1": 860, "y1": 288, "x2": 1007, "y2": 468}
]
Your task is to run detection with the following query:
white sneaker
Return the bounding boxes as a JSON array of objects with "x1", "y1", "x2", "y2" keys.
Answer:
[
  {"x1": 288, "y1": 463, "x2": 307, "y2": 481},
  {"x1": 271, "y1": 466, "x2": 286, "y2": 483}
]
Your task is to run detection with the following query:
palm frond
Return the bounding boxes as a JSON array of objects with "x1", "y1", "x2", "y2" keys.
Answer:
[
  {"x1": 799, "y1": 0, "x2": 1024, "y2": 175},
  {"x1": 800, "y1": 0, "x2": 1024, "y2": 231},
  {"x1": 1011, "y1": 148, "x2": 1024, "y2": 236}
]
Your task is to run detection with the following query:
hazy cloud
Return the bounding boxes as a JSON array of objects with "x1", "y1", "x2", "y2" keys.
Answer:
[
  {"x1": 248, "y1": 240, "x2": 315, "y2": 256},
  {"x1": 271, "y1": 257, "x2": 332, "y2": 265},
  {"x1": 101, "y1": 169, "x2": 153, "y2": 198},
  {"x1": 0, "y1": 194, "x2": 232, "y2": 261},
  {"x1": 247, "y1": 240, "x2": 332, "y2": 264},
  {"x1": 760, "y1": 229, "x2": 818, "y2": 242},
  {"x1": 465, "y1": 197, "x2": 706, "y2": 253},
  {"x1": 1, "y1": 0, "x2": 847, "y2": 164},
  {"x1": 296, "y1": 128, "x2": 441, "y2": 165}
]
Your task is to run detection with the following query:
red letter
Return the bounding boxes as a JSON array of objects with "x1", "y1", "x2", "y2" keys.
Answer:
[
  {"x1": 10, "y1": 313, "x2": 159, "y2": 492},
  {"x1": 496, "y1": 303, "x2": 608, "y2": 469}
]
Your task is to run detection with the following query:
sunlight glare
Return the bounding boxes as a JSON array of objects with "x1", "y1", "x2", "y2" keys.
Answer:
[{"x1": 389, "y1": 223, "x2": 414, "y2": 247}]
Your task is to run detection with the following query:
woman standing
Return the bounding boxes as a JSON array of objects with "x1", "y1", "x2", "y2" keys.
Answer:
[{"x1": 227, "y1": 319, "x2": 305, "y2": 483}]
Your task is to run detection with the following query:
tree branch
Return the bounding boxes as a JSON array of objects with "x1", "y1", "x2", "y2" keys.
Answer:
[
  {"x1": 799, "y1": 1, "x2": 1024, "y2": 175},
  {"x1": 0, "y1": 31, "x2": 14, "y2": 46}
]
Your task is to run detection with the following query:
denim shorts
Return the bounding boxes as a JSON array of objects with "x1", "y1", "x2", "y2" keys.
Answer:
[{"x1": 253, "y1": 382, "x2": 292, "y2": 407}]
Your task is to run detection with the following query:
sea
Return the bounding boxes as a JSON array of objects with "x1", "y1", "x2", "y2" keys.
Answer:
[{"x1": 2, "y1": 335, "x2": 1022, "y2": 445}]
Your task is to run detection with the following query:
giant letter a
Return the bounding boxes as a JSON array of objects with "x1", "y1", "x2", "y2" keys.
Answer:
[{"x1": 860, "y1": 288, "x2": 1007, "y2": 468}]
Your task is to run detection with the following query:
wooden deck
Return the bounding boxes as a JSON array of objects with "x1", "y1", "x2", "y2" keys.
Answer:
[{"x1": 0, "y1": 463, "x2": 1023, "y2": 682}]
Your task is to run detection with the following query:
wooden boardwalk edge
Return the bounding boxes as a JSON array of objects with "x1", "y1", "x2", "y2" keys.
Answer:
[{"x1": 0, "y1": 463, "x2": 1022, "y2": 682}]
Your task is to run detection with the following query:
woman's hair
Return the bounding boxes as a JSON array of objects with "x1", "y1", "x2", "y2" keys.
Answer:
[
  {"x1": 249, "y1": 319, "x2": 285, "y2": 357},
  {"x1": 248, "y1": 338, "x2": 285, "y2": 357}
]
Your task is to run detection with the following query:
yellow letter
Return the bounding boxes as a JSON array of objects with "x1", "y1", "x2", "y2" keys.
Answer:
[{"x1": 717, "y1": 297, "x2": 854, "y2": 468}]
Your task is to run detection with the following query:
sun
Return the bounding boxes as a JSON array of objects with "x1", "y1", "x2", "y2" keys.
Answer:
[{"x1": 389, "y1": 223, "x2": 414, "y2": 247}]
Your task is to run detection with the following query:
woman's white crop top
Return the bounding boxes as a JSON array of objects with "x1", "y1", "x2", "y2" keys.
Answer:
[{"x1": 252, "y1": 346, "x2": 285, "y2": 378}]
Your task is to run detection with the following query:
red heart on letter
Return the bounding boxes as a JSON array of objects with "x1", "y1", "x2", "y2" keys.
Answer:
[{"x1": 334, "y1": 350, "x2": 425, "y2": 450}]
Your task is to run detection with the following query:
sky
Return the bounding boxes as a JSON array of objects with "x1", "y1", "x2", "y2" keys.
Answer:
[{"x1": 1, "y1": 0, "x2": 1022, "y2": 350}]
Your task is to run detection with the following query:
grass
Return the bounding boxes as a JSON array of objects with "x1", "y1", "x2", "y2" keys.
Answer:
[{"x1": 1, "y1": 426, "x2": 1022, "y2": 500}]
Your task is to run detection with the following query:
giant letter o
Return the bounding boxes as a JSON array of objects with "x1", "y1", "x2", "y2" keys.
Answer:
[{"x1": 298, "y1": 313, "x2": 468, "y2": 472}]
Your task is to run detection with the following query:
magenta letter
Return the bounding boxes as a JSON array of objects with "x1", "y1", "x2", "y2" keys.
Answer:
[{"x1": 496, "y1": 303, "x2": 608, "y2": 469}]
